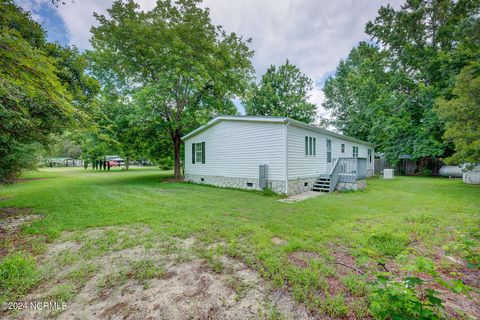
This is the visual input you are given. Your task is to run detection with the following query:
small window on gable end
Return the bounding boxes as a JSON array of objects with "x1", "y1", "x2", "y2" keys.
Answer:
[
  {"x1": 341, "y1": 143, "x2": 345, "y2": 153},
  {"x1": 305, "y1": 136, "x2": 308, "y2": 155}
]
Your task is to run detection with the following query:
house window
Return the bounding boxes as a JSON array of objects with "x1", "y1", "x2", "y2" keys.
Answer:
[
  {"x1": 304, "y1": 136, "x2": 316, "y2": 156},
  {"x1": 192, "y1": 142, "x2": 205, "y2": 164},
  {"x1": 368, "y1": 149, "x2": 372, "y2": 163},
  {"x1": 341, "y1": 143, "x2": 345, "y2": 153},
  {"x1": 352, "y1": 146, "x2": 359, "y2": 158},
  {"x1": 327, "y1": 139, "x2": 332, "y2": 163},
  {"x1": 305, "y1": 137, "x2": 308, "y2": 155}
]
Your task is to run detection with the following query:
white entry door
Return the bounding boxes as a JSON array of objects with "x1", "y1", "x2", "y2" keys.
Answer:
[{"x1": 326, "y1": 139, "x2": 332, "y2": 172}]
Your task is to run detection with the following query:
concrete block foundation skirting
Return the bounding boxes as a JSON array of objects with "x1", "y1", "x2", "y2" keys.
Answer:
[
  {"x1": 287, "y1": 177, "x2": 317, "y2": 195},
  {"x1": 185, "y1": 175, "x2": 368, "y2": 194},
  {"x1": 336, "y1": 179, "x2": 366, "y2": 191},
  {"x1": 184, "y1": 174, "x2": 286, "y2": 194}
]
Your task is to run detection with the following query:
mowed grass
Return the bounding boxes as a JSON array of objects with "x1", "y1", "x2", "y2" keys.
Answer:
[
  {"x1": 2, "y1": 167, "x2": 477, "y2": 250},
  {"x1": 0, "y1": 167, "x2": 479, "y2": 318}
]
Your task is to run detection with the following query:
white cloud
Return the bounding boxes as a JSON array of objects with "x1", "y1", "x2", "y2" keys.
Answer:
[{"x1": 15, "y1": 0, "x2": 403, "y2": 119}]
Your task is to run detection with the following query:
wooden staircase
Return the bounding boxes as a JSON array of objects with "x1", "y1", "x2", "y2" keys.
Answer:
[{"x1": 312, "y1": 175, "x2": 331, "y2": 192}]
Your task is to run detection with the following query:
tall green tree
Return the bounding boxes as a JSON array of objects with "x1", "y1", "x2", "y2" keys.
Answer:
[
  {"x1": 88, "y1": 0, "x2": 254, "y2": 178},
  {"x1": 323, "y1": 0, "x2": 480, "y2": 164},
  {"x1": 436, "y1": 62, "x2": 480, "y2": 164},
  {"x1": 243, "y1": 59, "x2": 317, "y2": 123},
  {"x1": 0, "y1": 0, "x2": 99, "y2": 182}
]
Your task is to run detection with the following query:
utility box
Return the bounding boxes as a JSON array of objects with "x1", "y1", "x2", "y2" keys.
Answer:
[
  {"x1": 259, "y1": 164, "x2": 268, "y2": 189},
  {"x1": 383, "y1": 169, "x2": 394, "y2": 179}
]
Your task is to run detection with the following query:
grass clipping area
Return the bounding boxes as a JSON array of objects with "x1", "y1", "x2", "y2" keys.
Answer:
[{"x1": 0, "y1": 167, "x2": 479, "y2": 319}]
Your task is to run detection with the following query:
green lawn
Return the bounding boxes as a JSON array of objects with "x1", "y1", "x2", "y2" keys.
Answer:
[{"x1": 1, "y1": 167, "x2": 479, "y2": 318}]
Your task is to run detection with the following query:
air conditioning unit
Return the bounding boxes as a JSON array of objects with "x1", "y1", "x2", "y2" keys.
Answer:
[
  {"x1": 383, "y1": 169, "x2": 394, "y2": 179},
  {"x1": 259, "y1": 164, "x2": 268, "y2": 189}
]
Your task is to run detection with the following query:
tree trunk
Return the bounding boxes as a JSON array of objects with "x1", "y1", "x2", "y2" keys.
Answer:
[{"x1": 172, "y1": 131, "x2": 182, "y2": 179}]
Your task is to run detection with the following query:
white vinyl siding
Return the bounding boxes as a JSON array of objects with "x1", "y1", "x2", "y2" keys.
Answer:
[
  {"x1": 185, "y1": 121, "x2": 285, "y2": 180},
  {"x1": 185, "y1": 118, "x2": 374, "y2": 183},
  {"x1": 287, "y1": 125, "x2": 325, "y2": 179},
  {"x1": 287, "y1": 124, "x2": 374, "y2": 179}
]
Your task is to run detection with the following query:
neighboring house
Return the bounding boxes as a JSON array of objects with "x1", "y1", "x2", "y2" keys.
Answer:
[{"x1": 182, "y1": 116, "x2": 374, "y2": 195}]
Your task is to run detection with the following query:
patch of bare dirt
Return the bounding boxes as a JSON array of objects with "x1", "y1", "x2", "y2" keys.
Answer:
[
  {"x1": 0, "y1": 207, "x2": 44, "y2": 259},
  {"x1": 7, "y1": 226, "x2": 314, "y2": 320},
  {"x1": 287, "y1": 251, "x2": 320, "y2": 268},
  {"x1": 161, "y1": 177, "x2": 184, "y2": 183},
  {"x1": 0, "y1": 207, "x2": 33, "y2": 219},
  {"x1": 271, "y1": 237, "x2": 288, "y2": 246},
  {"x1": 15, "y1": 177, "x2": 49, "y2": 183}
]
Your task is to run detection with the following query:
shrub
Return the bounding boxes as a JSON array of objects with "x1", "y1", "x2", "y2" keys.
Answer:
[
  {"x1": 368, "y1": 256, "x2": 469, "y2": 319},
  {"x1": 0, "y1": 252, "x2": 40, "y2": 304},
  {"x1": 0, "y1": 142, "x2": 39, "y2": 183},
  {"x1": 368, "y1": 274, "x2": 443, "y2": 319},
  {"x1": 261, "y1": 188, "x2": 277, "y2": 196},
  {"x1": 421, "y1": 168, "x2": 432, "y2": 177}
]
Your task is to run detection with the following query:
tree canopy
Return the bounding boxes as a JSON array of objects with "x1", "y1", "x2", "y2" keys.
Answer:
[
  {"x1": 243, "y1": 59, "x2": 317, "y2": 123},
  {"x1": 0, "y1": 0, "x2": 98, "y2": 182},
  {"x1": 88, "y1": 0, "x2": 254, "y2": 178},
  {"x1": 323, "y1": 0, "x2": 480, "y2": 164},
  {"x1": 436, "y1": 62, "x2": 480, "y2": 164}
]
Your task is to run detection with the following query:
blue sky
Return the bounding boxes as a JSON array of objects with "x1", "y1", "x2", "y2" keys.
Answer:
[{"x1": 15, "y1": 0, "x2": 402, "y2": 117}]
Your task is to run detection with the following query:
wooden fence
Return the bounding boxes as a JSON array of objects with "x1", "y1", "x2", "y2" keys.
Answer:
[{"x1": 375, "y1": 157, "x2": 444, "y2": 176}]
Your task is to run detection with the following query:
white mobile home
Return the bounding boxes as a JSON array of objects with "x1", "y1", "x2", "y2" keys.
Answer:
[{"x1": 182, "y1": 116, "x2": 374, "y2": 195}]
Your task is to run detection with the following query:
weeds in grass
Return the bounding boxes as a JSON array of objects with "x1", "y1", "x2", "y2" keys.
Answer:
[
  {"x1": 316, "y1": 293, "x2": 349, "y2": 317},
  {"x1": 404, "y1": 213, "x2": 438, "y2": 224},
  {"x1": 342, "y1": 273, "x2": 369, "y2": 296},
  {"x1": 198, "y1": 247, "x2": 225, "y2": 273},
  {"x1": 97, "y1": 269, "x2": 128, "y2": 290},
  {"x1": 366, "y1": 232, "x2": 409, "y2": 257},
  {"x1": 48, "y1": 283, "x2": 76, "y2": 303},
  {"x1": 225, "y1": 275, "x2": 252, "y2": 301},
  {"x1": 348, "y1": 298, "x2": 369, "y2": 319},
  {"x1": 54, "y1": 250, "x2": 80, "y2": 267},
  {"x1": 129, "y1": 259, "x2": 166, "y2": 282},
  {"x1": 65, "y1": 264, "x2": 98, "y2": 287},
  {"x1": 444, "y1": 229, "x2": 480, "y2": 269},
  {"x1": 0, "y1": 252, "x2": 39, "y2": 304},
  {"x1": 266, "y1": 304, "x2": 285, "y2": 320}
]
